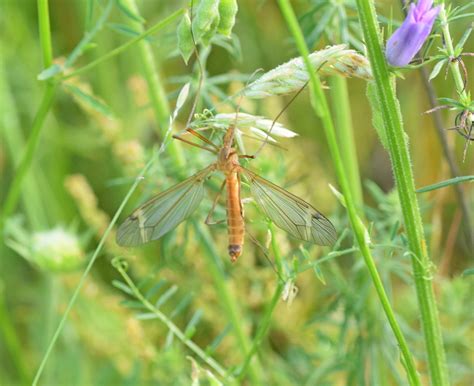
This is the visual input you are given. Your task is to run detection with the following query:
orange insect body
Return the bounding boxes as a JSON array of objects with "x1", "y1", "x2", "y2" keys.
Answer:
[
  {"x1": 217, "y1": 126, "x2": 245, "y2": 262},
  {"x1": 116, "y1": 125, "x2": 337, "y2": 262}
]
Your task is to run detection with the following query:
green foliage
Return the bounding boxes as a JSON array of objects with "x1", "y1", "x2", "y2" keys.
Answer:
[
  {"x1": 0, "y1": 1, "x2": 472, "y2": 385},
  {"x1": 178, "y1": 12, "x2": 194, "y2": 64},
  {"x1": 217, "y1": 0, "x2": 238, "y2": 37}
]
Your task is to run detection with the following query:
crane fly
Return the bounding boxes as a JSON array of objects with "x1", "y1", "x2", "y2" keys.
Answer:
[{"x1": 116, "y1": 126, "x2": 337, "y2": 262}]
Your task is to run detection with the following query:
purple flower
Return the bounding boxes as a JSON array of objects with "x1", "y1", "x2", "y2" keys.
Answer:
[{"x1": 386, "y1": 0, "x2": 441, "y2": 66}]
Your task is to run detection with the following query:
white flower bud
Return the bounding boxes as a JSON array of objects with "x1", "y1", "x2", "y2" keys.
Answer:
[{"x1": 32, "y1": 228, "x2": 84, "y2": 273}]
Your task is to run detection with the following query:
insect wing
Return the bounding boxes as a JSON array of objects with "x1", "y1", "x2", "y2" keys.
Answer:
[
  {"x1": 241, "y1": 167, "x2": 337, "y2": 246},
  {"x1": 117, "y1": 166, "x2": 214, "y2": 246}
]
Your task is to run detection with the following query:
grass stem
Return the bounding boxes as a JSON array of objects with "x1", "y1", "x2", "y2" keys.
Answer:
[
  {"x1": 276, "y1": 1, "x2": 421, "y2": 384},
  {"x1": 353, "y1": 0, "x2": 449, "y2": 383},
  {"x1": 32, "y1": 155, "x2": 157, "y2": 386},
  {"x1": 194, "y1": 223, "x2": 264, "y2": 385}
]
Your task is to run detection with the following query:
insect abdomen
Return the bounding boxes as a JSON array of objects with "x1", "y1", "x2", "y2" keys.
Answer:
[{"x1": 226, "y1": 172, "x2": 244, "y2": 262}]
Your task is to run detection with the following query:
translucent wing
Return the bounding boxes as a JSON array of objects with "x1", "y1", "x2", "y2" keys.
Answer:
[
  {"x1": 241, "y1": 167, "x2": 337, "y2": 246},
  {"x1": 117, "y1": 166, "x2": 215, "y2": 247}
]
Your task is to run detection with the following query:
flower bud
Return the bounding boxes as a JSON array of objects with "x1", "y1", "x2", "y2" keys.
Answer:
[
  {"x1": 32, "y1": 228, "x2": 84, "y2": 273},
  {"x1": 386, "y1": 0, "x2": 440, "y2": 67}
]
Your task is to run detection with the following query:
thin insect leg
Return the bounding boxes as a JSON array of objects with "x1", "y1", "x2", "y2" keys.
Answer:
[
  {"x1": 238, "y1": 155, "x2": 255, "y2": 159},
  {"x1": 246, "y1": 229, "x2": 285, "y2": 283},
  {"x1": 205, "y1": 180, "x2": 227, "y2": 226},
  {"x1": 186, "y1": 128, "x2": 220, "y2": 150},
  {"x1": 172, "y1": 134, "x2": 217, "y2": 154}
]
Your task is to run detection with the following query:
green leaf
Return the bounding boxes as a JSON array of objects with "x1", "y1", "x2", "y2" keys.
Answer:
[
  {"x1": 328, "y1": 183, "x2": 346, "y2": 208},
  {"x1": 144, "y1": 279, "x2": 167, "y2": 299},
  {"x1": 212, "y1": 34, "x2": 242, "y2": 61},
  {"x1": 85, "y1": 0, "x2": 94, "y2": 30},
  {"x1": 462, "y1": 267, "x2": 474, "y2": 277},
  {"x1": 184, "y1": 309, "x2": 203, "y2": 338},
  {"x1": 177, "y1": 12, "x2": 194, "y2": 64},
  {"x1": 37, "y1": 64, "x2": 62, "y2": 81},
  {"x1": 135, "y1": 312, "x2": 159, "y2": 320},
  {"x1": 437, "y1": 97, "x2": 467, "y2": 110},
  {"x1": 428, "y1": 59, "x2": 447, "y2": 81},
  {"x1": 64, "y1": 84, "x2": 115, "y2": 117},
  {"x1": 116, "y1": 0, "x2": 145, "y2": 23},
  {"x1": 205, "y1": 324, "x2": 231, "y2": 355},
  {"x1": 108, "y1": 23, "x2": 142, "y2": 38},
  {"x1": 416, "y1": 175, "x2": 474, "y2": 193},
  {"x1": 121, "y1": 300, "x2": 145, "y2": 309},
  {"x1": 193, "y1": 0, "x2": 220, "y2": 45},
  {"x1": 454, "y1": 24, "x2": 472, "y2": 54},
  {"x1": 217, "y1": 0, "x2": 238, "y2": 36},
  {"x1": 313, "y1": 264, "x2": 326, "y2": 284},
  {"x1": 155, "y1": 285, "x2": 178, "y2": 307},
  {"x1": 367, "y1": 81, "x2": 389, "y2": 150},
  {"x1": 112, "y1": 280, "x2": 134, "y2": 295},
  {"x1": 170, "y1": 293, "x2": 193, "y2": 318}
]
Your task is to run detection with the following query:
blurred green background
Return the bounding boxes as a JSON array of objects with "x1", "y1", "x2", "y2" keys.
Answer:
[{"x1": 1, "y1": 0, "x2": 472, "y2": 385}]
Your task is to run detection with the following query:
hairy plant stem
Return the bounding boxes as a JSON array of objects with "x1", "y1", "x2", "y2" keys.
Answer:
[
  {"x1": 353, "y1": 0, "x2": 449, "y2": 384},
  {"x1": 277, "y1": 1, "x2": 421, "y2": 385},
  {"x1": 418, "y1": 66, "x2": 473, "y2": 250},
  {"x1": 435, "y1": 3, "x2": 472, "y2": 250},
  {"x1": 437, "y1": 5, "x2": 470, "y2": 105},
  {"x1": 399, "y1": 0, "x2": 472, "y2": 251}
]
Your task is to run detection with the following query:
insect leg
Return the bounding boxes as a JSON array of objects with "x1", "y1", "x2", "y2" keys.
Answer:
[
  {"x1": 205, "y1": 180, "x2": 227, "y2": 226},
  {"x1": 172, "y1": 133, "x2": 218, "y2": 154},
  {"x1": 186, "y1": 128, "x2": 220, "y2": 150},
  {"x1": 245, "y1": 227, "x2": 284, "y2": 282}
]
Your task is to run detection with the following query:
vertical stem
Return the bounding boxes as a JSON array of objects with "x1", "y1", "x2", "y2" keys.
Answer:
[
  {"x1": 0, "y1": 58, "x2": 47, "y2": 229},
  {"x1": 38, "y1": 0, "x2": 53, "y2": 68},
  {"x1": 276, "y1": 1, "x2": 421, "y2": 385},
  {"x1": 194, "y1": 223, "x2": 264, "y2": 385},
  {"x1": 354, "y1": 0, "x2": 449, "y2": 384},
  {"x1": 418, "y1": 66, "x2": 472, "y2": 251},
  {"x1": 437, "y1": 5, "x2": 469, "y2": 105},
  {"x1": 0, "y1": 83, "x2": 57, "y2": 229},
  {"x1": 0, "y1": 0, "x2": 57, "y2": 228},
  {"x1": 32, "y1": 155, "x2": 158, "y2": 386},
  {"x1": 0, "y1": 284, "x2": 30, "y2": 384},
  {"x1": 122, "y1": 0, "x2": 185, "y2": 168},
  {"x1": 329, "y1": 76, "x2": 364, "y2": 209}
]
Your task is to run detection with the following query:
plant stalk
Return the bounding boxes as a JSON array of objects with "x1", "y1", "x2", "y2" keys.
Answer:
[
  {"x1": 121, "y1": 0, "x2": 185, "y2": 168},
  {"x1": 194, "y1": 223, "x2": 264, "y2": 385},
  {"x1": 329, "y1": 76, "x2": 364, "y2": 210},
  {"x1": 353, "y1": 0, "x2": 449, "y2": 384},
  {"x1": 115, "y1": 264, "x2": 230, "y2": 380},
  {"x1": 437, "y1": 5, "x2": 469, "y2": 105},
  {"x1": 1, "y1": 0, "x2": 57, "y2": 229},
  {"x1": 38, "y1": 0, "x2": 53, "y2": 68},
  {"x1": 277, "y1": 1, "x2": 421, "y2": 385}
]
